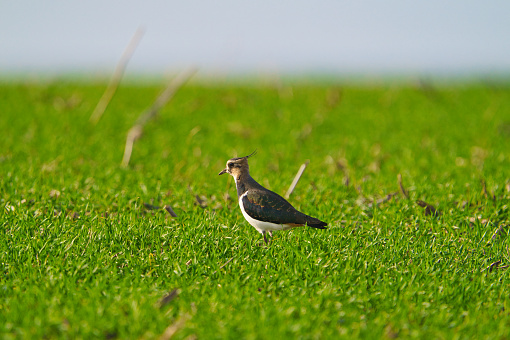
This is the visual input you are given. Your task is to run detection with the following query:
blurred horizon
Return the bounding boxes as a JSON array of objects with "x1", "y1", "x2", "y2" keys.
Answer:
[{"x1": 2, "y1": 1, "x2": 510, "y2": 80}]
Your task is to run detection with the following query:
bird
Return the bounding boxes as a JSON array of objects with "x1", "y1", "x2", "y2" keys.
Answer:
[{"x1": 218, "y1": 151, "x2": 327, "y2": 244}]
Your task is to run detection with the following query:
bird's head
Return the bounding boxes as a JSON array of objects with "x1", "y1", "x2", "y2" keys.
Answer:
[{"x1": 218, "y1": 150, "x2": 256, "y2": 180}]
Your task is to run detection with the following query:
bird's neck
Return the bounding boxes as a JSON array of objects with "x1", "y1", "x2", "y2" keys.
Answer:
[{"x1": 234, "y1": 171, "x2": 261, "y2": 198}]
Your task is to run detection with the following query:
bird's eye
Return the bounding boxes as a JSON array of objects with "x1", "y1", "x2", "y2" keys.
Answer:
[{"x1": 228, "y1": 163, "x2": 233, "y2": 168}]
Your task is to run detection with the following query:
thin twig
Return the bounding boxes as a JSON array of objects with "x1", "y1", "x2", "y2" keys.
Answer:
[
  {"x1": 121, "y1": 125, "x2": 143, "y2": 168},
  {"x1": 492, "y1": 225, "x2": 506, "y2": 240},
  {"x1": 343, "y1": 173, "x2": 350, "y2": 187},
  {"x1": 211, "y1": 257, "x2": 234, "y2": 275},
  {"x1": 484, "y1": 260, "x2": 502, "y2": 273},
  {"x1": 90, "y1": 27, "x2": 145, "y2": 124},
  {"x1": 416, "y1": 200, "x2": 441, "y2": 216},
  {"x1": 481, "y1": 179, "x2": 496, "y2": 201},
  {"x1": 285, "y1": 160, "x2": 310, "y2": 199},
  {"x1": 397, "y1": 173, "x2": 409, "y2": 199},
  {"x1": 121, "y1": 67, "x2": 198, "y2": 167},
  {"x1": 369, "y1": 192, "x2": 399, "y2": 208},
  {"x1": 159, "y1": 315, "x2": 188, "y2": 340},
  {"x1": 158, "y1": 289, "x2": 179, "y2": 308},
  {"x1": 164, "y1": 205, "x2": 178, "y2": 217},
  {"x1": 144, "y1": 202, "x2": 160, "y2": 210},
  {"x1": 194, "y1": 194, "x2": 207, "y2": 208},
  {"x1": 136, "y1": 67, "x2": 198, "y2": 126}
]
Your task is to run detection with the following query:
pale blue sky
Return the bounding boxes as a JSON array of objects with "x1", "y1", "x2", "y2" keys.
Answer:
[{"x1": 1, "y1": 1, "x2": 509, "y2": 77}]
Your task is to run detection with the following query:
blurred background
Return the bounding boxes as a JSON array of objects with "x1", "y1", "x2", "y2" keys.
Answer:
[{"x1": 2, "y1": 0, "x2": 510, "y2": 80}]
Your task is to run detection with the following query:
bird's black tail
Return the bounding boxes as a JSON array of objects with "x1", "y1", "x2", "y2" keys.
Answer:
[{"x1": 307, "y1": 220, "x2": 328, "y2": 229}]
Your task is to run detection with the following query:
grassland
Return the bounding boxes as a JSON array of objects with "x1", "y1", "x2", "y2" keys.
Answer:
[{"x1": 1, "y1": 78, "x2": 509, "y2": 339}]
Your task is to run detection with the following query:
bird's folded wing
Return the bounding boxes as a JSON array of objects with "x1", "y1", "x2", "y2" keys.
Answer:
[{"x1": 242, "y1": 189, "x2": 309, "y2": 225}]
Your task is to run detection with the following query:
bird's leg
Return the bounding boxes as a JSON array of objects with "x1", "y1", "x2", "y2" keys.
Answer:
[{"x1": 263, "y1": 232, "x2": 268, "y2": 245}]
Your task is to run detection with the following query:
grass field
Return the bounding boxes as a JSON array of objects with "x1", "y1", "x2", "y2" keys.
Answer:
[{"x1": 1, "y1": 78, "x2": 510, "y2": 339}]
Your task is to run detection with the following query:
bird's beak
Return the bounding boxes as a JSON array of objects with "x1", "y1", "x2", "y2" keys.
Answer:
[{"x1": 218, "y1": 168, "x2": 227, "y2": 175}]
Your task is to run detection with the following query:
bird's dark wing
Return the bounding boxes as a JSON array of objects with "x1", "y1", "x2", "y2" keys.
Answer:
[{"x1": 242, "y1": 188, "x2": 326, "y2": 227}]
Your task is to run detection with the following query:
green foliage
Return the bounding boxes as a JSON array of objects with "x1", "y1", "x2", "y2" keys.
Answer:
[{"x1": 1, "y1": 80, "x2": 509, "y2": 338}]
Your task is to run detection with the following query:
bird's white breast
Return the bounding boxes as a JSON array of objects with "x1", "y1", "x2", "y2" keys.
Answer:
[{"x1": 239, "y1": 192, "x2": 292, "y2": 234}]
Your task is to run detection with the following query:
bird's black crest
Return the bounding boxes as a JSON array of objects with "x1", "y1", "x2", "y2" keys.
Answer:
[
  {"x1": 245, "y1": 150, "x2": 257, "y2": 159},
  {"x1": 231, "y1": 150, "x2": 257, "y2": 161}
]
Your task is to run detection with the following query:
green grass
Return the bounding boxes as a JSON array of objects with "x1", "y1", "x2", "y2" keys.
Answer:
[{"x1": 1, "y1": 79, "x2": 510, "y2": 339}]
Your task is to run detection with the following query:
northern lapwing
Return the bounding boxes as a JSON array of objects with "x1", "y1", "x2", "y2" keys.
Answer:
[{"x1": 219, "y1": 152, "x2": 327, "y2": 244}]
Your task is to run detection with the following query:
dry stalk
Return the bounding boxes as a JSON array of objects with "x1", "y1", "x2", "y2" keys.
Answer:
[
  {"x1": 397, "y1": 173, "x2": 409, "y2": 199},
  {"x1": 121, "y1": 67, "x2": 198, "y2": 167},
  {"x1": 285, "y1": 160, "x2": 310, "y2": 199},
  {"x1": 211, "y1": 257, "x2": 234, "y2": 275},
  {"x1": 90, "y1": 27, "x2": 145, "y2": 124},
  {"x1": 159, "y1": 315, "x2": 188, "y2": 340},
  {"x1": 164, "y1": 205, "x2": 178, "y2": 217},
  {"x1": 158, "y1": 289, "x2": 180, "y2": 309},
  {"x1": 416, "y1": 200, "x2": 441, "y2": 216},
  {"x1": 481, "y1": 179, "x2": 496, "y2": 201},
  {"x1": 370, "y1": 192, "x2": 398, "y2": 207}
]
